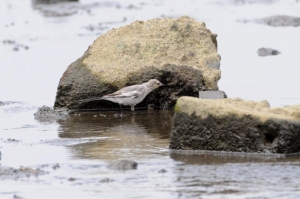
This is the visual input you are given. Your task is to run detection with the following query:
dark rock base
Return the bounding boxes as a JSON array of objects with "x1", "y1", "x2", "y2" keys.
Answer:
[
  {"x1": 170, "y1": 112, "x2": 300, "y2": 154},
  {"x1": 55, "y1": 64, "x2": 204, "y2": 110}
]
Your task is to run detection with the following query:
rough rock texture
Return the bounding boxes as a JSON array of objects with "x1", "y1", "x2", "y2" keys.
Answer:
[
  {"x1": 257, "y1": 15, "x2": 300, "y2": 27},
  {"x1": 34, "y1": 105, "x2": 69, "y2": 122},
  {"x1": 170, "y1": 97, "x2": 300, "y2": 154},
  {"x1": 54, "y1": 16, "x2": 220, "y2": 110},
  {"x1": 257, "y1": 47, "x2": 280, "y2": 56}
]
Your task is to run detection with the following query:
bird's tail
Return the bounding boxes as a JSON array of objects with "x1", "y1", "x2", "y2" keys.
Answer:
[{"x1": 78, "y1": 97, "x2": 103, "y2": 103}]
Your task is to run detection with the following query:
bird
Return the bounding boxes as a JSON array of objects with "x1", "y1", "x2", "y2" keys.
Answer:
[{"x1": 78, "y1": 79, "x2": 164, "y2": 114}]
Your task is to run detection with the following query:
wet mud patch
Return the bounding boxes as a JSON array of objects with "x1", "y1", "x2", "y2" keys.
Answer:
[
  {"x1": 42, "y1": 137, "x2": 103, "y2": 146},
  {"x1": 81, "y1": 17, "x2": 127, "y2": 36},
  {"x1": 32, "y1": 1, "x2": 121, "y2": 17},
  {"x1": 239, "y1": 15, "x2": 300, "y2": 27},
  {"x1": 0, "y1": 101, "x2": 19, "y2": 106},
  {"x1": 1, "y1": 103, "x2": 37, "y2": 114},
  {"x1": 233, "y1": 0, "x2": 278, "y2": 4},
  {"x1": 2, "y1": 40, "x2": 29, "y2": 52},
  {"x1": 2, "y1": 138, "x2": 21, "y2": 143},
  {"x1": 0, "y1": 165, "x2": 48, "y2": 180},
  {"x1": 256, "y1": 15, "x2": 300, "y2": 27}
]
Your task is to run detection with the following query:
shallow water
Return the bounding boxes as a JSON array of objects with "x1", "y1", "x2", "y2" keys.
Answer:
[
  {"x1": 1, "y1": 109, "x2": 300, "y2": 199},
  {"x1": 1, "y1": 0, "x2": 300, "y2": 198}
]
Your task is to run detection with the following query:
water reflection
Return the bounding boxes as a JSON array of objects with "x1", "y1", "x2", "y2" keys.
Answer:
[
  {"x1": 32, "y1": 0, "x2": 78, "y2": 4},
  {"x1": 57, "y1": 110, "x2": 173, "y2": 160},
  {"x1": 170, "y1": 153, "x2": 300, "y2": 165}
]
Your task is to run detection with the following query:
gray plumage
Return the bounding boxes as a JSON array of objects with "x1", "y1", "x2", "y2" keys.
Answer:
[{"x1": 78, "y1": 79, "x2": 164, "y2": 111}]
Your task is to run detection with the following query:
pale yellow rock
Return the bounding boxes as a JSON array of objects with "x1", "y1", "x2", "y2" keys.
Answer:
[
  {"x1": 82, "y1": 16, "x2": 220, "y2": 90},
  {"x1": 175, "y1": 97, "x2": 300, "y2": 122}
]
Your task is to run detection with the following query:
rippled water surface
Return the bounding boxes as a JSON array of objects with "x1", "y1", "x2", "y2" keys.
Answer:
[
  {"x1": 1, "y1": 0, "x2": 300, "y2": 198},
  {"x1": 1, "y1": 108, "x2": 300, "y2": 199}
]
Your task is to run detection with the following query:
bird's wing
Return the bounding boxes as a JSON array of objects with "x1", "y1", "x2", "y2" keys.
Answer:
[
  {"x1": 78, "y1": 97, "x2": 103, "y2": 103},
  {"x1": 104, "y1": 90, "x2": 139, "y2": 99},
  {"x1": 104, "y1": 85, "x2": 144, "y2": 99}
]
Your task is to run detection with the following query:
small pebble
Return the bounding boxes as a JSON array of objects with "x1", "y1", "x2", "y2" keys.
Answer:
[
  {"x1": 257, "y1": 47, "x2": 280, "y2": 56},
  {"x1": 107, "y1": 160, "x2": 138, "y2": 170},
  {"x1": 158, "y1": 169, "x2": 167, "y2": 173},
  {"x1": 13, "y1": 194, "x2": 24, "y2": 199},
  {"x1": 100, "y1": 178, "x2": 113, "y2": 183},
  {"x1": 52, "y1": 163, "x2": 60, "y2": 170},
  {"x1": 68, "y1": 177, "x2": 76, "y2": 181}
]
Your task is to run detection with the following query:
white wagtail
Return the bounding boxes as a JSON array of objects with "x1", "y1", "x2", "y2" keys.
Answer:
[{"x1": 78, "y1": 79, "x2": 164, "y2": 113}]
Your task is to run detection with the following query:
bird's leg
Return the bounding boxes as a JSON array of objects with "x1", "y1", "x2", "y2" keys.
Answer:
[
  {"x1": 119, "y1": 103, "x2": 124, "y2": 117},
  {"x1": 131, "y1": 105, "x2": 136, "y2": 114}
]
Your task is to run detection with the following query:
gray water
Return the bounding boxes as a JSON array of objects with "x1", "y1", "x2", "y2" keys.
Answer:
[{"x1": 1, "y1": 0, "x2": 300, "y2": 198}]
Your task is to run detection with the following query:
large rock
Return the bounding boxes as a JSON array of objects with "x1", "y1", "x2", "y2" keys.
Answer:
[
  {"x1": 54, "y1": 16, "x2": 221, "y2": 110},
  {"x1": 170, "y1": 97, "x2": 300, "y2": 154}
]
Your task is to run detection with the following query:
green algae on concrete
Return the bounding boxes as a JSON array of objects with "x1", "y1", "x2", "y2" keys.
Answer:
[
  {"x1": 175, "y1": 97, "x2": 300, "y2": 122},
  {"x1": 171, "y1": 96, "x2": 300, "y2": 154}
]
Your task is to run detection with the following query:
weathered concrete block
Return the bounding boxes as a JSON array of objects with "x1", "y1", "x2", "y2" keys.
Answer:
[
  {"x1": 170, "y1": 97, "x2": 300, "y2": 154},
  {"x1": 199, "y1": 91, "x2": 227, "y2": 99}
]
